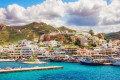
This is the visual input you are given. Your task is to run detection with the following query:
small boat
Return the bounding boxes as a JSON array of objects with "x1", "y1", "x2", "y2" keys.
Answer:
[
  {"x1": 49, "y1": 56, "x2": 63, "y2": 62},
  {"x1": 15, "y1": 58, "x2": 23, "y2": 62},
  {"x1": 80, "y1": 60, "x2": 102, "y2": 66},
  {"x1": 49, "y1": 58, "x2": 63, "y2": 62},
  {"x1": 113, "y1": 61, "x2": 120, "y2": 66},
  {"x1": 4, "y1": 67, "x2": 12, "y2": 70},
  {"x1": 108, "y1": 58, "x2": 120, "y2": 66},
  {"x1": 111, "y1": 58, "x2": 120, "y2": 66}
]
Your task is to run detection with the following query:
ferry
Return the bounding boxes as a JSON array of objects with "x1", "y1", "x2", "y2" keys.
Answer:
[
  {"x1": 79, "y1": 57, "x2": 103, "y2": 66},
  {"x1": 80, "y1": 60, "x2": 103, "y2": 66}
]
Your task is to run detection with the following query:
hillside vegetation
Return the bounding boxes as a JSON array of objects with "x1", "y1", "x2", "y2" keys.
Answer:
[
  {"x1": 0, "y1": 22, "x2": 75, "y2": 46},
  {"x1": 57, "y1": 26, "x2": 75, "y2": 32},
  {"x1": 105, "y1": 31, "x2": 120, "y2": 40}
]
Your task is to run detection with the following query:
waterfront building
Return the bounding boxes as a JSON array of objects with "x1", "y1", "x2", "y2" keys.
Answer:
[
  {"x1": 77, "y1": 49, "x2": 87, "y2": 55},
  {"x1": 53, "y1": 48, "x2": 66, "y2": 58},
  {"x1": 64, "y1": 46, "x2": 78, "y2": 54},
  {"x1": 8, "y1": 47, "x2": 21, "y2": 59},
  {"x1": 93, "y1": 47, "x2": 102, "y2": 54},
  {"x1": 37, "y1": 47, "x2": 51, "y2": 59},
  {"x1": 21, "y1": 47, "x2": 32, "y2": 58},
  {"x1": 8, "y1": 46, "x2": 33, "y2": 59}
]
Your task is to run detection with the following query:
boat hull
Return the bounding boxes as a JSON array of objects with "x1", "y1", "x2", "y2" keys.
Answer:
[
  {"x1": 80, "y1": 60, "x2": 102, "y2": 66},
  {"x1": 49, "y1": 59, "x2": 62, "y2": 62},
  {"x1": 112, "y1": 61, "x2": 120, "y2": 66}
]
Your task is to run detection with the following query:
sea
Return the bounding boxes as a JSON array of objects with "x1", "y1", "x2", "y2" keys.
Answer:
[{"x1": 0, "y1": 61, "x2": 120, "y2": 80}]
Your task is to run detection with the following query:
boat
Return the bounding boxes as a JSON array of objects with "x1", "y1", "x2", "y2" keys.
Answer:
[
  {"x1": 79, "y1": 57, "x2": 103, "y2": 66},
  {"x1": 80, "y1": 60, "x2": 103, "y2": 66},
  {"x1": 49, "y1": 56, "x2": 64, "y2": 62},
  {"x1": 113, "y1": 61, "x2": 120, "y2": 66},
  {"x1": 111, "y1": 58, "x2": 120, "y2": 66},
  {"x1": 15, "y1": 58, "x2": 22, "y2": 62},
  {"x1": 49, "y1": 58, "x2": 63, "y2": 62}
]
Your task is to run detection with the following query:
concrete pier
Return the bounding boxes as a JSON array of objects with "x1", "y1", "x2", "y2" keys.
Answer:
[
  {"x1": 0, "y1": 66, "x2": 64, "y2": 73},
  {"x1": 0, "y1": 59, "x2": 15, "y2": 62}
]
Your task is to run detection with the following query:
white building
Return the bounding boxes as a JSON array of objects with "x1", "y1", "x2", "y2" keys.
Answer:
[
  {"x1": 43, "y1": 40, "x2": 60, "y2": 47},
  {"x1": 80, "y1": 36, "x2": 88, "y2": 46}
]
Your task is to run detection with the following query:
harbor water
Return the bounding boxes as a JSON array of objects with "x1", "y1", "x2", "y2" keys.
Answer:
[{"x1": 0, "y1": 61, "x2": 120, "y2": 80}]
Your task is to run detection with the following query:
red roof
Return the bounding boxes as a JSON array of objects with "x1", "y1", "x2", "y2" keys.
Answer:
[{"x1": 79, "y1": 50, "x2": 86, "y2": 51}]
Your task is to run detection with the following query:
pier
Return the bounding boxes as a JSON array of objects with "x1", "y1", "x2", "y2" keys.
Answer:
[
  {"x1": 0, "y1": 66, "x2": 64, "y2": 73},
  {"x1": 0, "y1": 59, "x2": 15, "y2": 62}
]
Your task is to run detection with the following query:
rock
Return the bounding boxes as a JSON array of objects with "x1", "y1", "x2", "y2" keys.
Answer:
[{"x1": 0, "y1": 24, "x2": 6, "y2": 30}]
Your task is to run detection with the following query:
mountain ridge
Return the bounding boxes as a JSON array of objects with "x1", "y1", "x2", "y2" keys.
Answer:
[{"x1": 105, "y1": 31, "x2": 120, "y2": 40}]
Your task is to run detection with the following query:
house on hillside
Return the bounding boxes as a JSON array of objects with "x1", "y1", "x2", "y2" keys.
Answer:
[{"x1": 43, "y1": 40, "x2": 61, "y2": 47}]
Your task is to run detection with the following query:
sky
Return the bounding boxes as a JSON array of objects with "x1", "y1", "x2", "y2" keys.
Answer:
[{"x1": 0, "y1": 0, "x2": 120, "y2": 33}]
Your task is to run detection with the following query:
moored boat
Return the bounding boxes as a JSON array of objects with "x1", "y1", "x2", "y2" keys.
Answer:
[
  {"x1": 113, "y1": 61, "x2": 120, "y2": 66},
  {"x1": 49, "y1": 58, "x2": 63, "y2": 62},
  {"x1": 111, "y1": 58, "x2": 120, "y2": 66},
  {"x1": 80, "y1": 60, "x2": 103, "y2": 66}
]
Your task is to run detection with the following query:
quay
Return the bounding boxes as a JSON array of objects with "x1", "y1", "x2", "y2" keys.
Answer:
[
  {"x1": 0, "y1": 66, "x2": 64, "y2": 73},
  {"x1": 0, "y1": 59, "x2": 15, "y2": 62}
]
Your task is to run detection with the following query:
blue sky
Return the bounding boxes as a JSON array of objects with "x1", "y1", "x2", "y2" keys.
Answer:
[{"x1": 0, "y1": 0, "x2": 110, "y2": 8}]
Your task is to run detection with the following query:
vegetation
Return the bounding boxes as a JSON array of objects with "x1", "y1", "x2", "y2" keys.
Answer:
[
  {"x1": 27, "y1": 59, "x2": 36, "y2": 62},
  {"x1": 105, "y1": 31, "x2": 120, "y2": 40},
  {"x1": 74, "y1": 39, "x2": 81, "y2": 46},
  {"x1": 0, "y1": 22, "x2": 75, "y2": 45},
  {"x1": 89, "y1": 30, "x2": 94, "y2": 36},
  {"x1": 90, "y1": 43, "x2": 97, "y2": 47},
  {"x1": 63, "y1": 43, "x2": 79, "y2": 47},
  {"x1": 0, "y1": 54, "x2": 6, "y2": 56},
  {"x1": 57, "y1": 26, "x2": 75, "y2": 32}
]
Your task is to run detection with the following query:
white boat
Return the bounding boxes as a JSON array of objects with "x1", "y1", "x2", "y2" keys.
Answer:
[
  {"x1": 112, "y1": 58, "x2": 120, "y2": 66},
  {"x1": 113, "y1": 61, "x2": 120, "y2": 66}
]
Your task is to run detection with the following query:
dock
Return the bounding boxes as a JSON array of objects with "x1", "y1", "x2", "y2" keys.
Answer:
[
  {"x1": 0, "y1": 66, "x2": 64, "y2": 73},
  {"x1": 0, "y1": 59, "x2": 15, "y2": 62}
]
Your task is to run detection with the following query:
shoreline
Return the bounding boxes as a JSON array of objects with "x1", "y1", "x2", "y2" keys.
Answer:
[{"x1": 22, "y1": 61, "x2": 48, "y2": 64}]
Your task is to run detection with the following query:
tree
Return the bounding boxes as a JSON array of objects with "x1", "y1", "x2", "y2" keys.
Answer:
[
  {"x1": 74, "y1": 39, "x2": 81, "y2": 46},
  {"x1": 91, "y1": 43, "x2": 97, "y2": 47},
  {"x1": 89, "y1": 30, "x2": 94, "y2": 36},
  {"x1": 54, "y1": 38, "x2": 58, "y2": 41}
]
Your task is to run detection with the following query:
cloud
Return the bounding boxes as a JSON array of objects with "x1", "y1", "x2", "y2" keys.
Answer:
[
  {"x1": 0, "y1": 0, "x2": 65, "y2": 26},
  {"x1": 100, "y1": 0, "x2": 120, "y2": 25},
  {"x1": 0, "y1": 0, "x2": 120, "y2": 33},
  {"x1": 66, "y1": 0, "x2": 107, "y2": 26},
  {"x1": 0, "y1": 8, "x2": 6, "y2": 23}
]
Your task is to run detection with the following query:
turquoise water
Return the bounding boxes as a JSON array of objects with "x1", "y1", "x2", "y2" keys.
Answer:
[{"x1": 0, "y1": 61, "x2": 120, "y2": 80}]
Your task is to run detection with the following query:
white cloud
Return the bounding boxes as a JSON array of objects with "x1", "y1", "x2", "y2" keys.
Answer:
[
  {"x1": 0, "y1": 8, "x2": 6, "y2": 23},
  {"x1": 100, "y1": 0, "x2": 120, "y2": 25},
  {"x1": 0, "y1": 0, "x2": 65, "y2": 26},
  {"x1": 0, "y1": 0, "x2": 120, "y2": 33},
  {"x1": 66, "y1": 0, "x2": 107, "y2": 26}
]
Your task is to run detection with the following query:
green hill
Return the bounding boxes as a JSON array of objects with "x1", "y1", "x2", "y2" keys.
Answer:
[
  {"x1": 105, "y1": 31, "x2": 120, "y2": 40},
  {"x1": 0, "y1": 22, "x2": 75, "y2": 46},
  {"x1": 57, "y1": 26, "x2": 75, "y2": 32}
]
